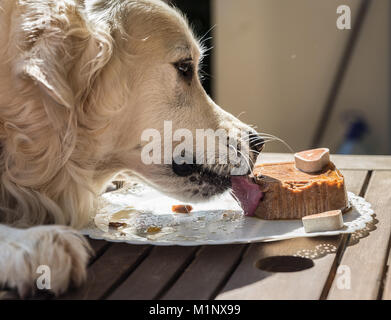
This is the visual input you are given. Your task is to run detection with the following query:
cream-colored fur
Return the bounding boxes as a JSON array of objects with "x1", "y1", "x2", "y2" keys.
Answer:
[{"x1": 0, "y1": 0, "x2": 258, "y2": 297}]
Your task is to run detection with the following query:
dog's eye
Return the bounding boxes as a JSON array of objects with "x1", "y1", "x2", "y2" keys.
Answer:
[{"x1": 174, "y1": 61, "x2": 194, "y2": 82}]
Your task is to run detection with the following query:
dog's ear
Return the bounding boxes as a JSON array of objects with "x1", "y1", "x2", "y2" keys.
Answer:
[
  {"x1": 13, "y1": 0, "x2": 112, "y2": 110},
  {"x1": 2, "y1": 0, "x2": 113, "y2": 193}
]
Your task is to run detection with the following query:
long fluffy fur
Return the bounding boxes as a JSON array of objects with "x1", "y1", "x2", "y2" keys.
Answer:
[
  {"x1": 0, "y1": 0, "x2": 114, "y2": 228},
  {"x1": 0, "y1": 0, "x2": 117, "y2": 296}
]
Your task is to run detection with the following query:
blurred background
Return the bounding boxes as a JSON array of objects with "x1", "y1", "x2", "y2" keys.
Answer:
[{"x1": 169, "y1": 0, "x2": 390, "y2": 155}]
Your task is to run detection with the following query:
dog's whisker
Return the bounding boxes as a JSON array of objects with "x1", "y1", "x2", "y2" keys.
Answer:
[
  {"x1": 250, "y1": 150, "x2": 261, "y2": 156},
  {"x1": 201, "y1": 45, "x2": 214, "y2": 54},
  {"x1": 252, "y1": 139, "x2": 293, "y2": 153},
  {"x1": 228, "y1": 187, "x2": 243, "y2": 209},
  {"x1": 242, "y1": 131, "x2": 293, "y2": 153},
  {"x1": 198, "y1": 69, "x2": 214, "y2": 80},
  {"x1": 228, "y1": 144, "x2": 253, "y2": 174},
  {"x1": 198, "y1": 24, "x2": 217, "y2": 44},
  {"x1": 236, "y1": 112, "x2": 246, "y2": 119}
]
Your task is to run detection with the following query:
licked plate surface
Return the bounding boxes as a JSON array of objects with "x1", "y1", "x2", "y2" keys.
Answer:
[{"x1": 82, "y1": 183, "x2": 374, "y2": 246}]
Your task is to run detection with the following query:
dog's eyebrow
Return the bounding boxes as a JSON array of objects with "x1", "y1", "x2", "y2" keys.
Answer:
[
  {"x1": 177, "y1": 57, "x2": 193, "y2": 63},
  {"x1": 172, "y1": 45, "x2": 193, "y2": 61}
]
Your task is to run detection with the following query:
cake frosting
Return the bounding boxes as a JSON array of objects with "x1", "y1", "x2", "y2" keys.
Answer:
[{"x1": 252, "y1": 161, "x2": 348, "y2": 220}]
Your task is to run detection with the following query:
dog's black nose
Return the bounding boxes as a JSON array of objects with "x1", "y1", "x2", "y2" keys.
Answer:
[
  {"x1": 172, "y1": 162, "x2": 198, "y2": 177},
  {"x1": 248, "y1": 133, "x2": 265, "y2": 153}
]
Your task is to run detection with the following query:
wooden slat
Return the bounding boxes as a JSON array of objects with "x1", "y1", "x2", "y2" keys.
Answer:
[
  {"x1": 162, "y1": 244, "x2": 246, "y2": 300},
  {"x1": 88, "y1": 239, "x2": 109, "y2": 254},
  {"x1": 87, "y1": 239, "x2": 110, "y2": 265},
  {"x1": 258, "y1": 153, "x2": 391, "y2": 170},
  {"x1": 327, "y1": 171, "x2": 391, "y2": 300},
  {"x1": 216, "y1": 170, "x2": 368, "y2": 300},
  {"x1": 107, "y1": 246, "x2": 198, "y2": 300},
  {"x1": 340, "y1": 170, "x2": 369, "y2": 196},
  {"x1": 60, "y1": 243, "x2": 150, "y2": 300},
  {"x1": 217, "y1": 238, "x2": 341, "y2": 300}
]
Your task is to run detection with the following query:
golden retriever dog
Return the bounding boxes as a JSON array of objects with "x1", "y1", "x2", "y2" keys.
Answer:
[{"x1": 0, "y1": 0, "x2": 264, "y2": 297}]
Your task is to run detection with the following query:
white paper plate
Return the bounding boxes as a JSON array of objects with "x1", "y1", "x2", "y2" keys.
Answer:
[{"x1": 81, "y1": 183, "x2": 374, "y2": 246}]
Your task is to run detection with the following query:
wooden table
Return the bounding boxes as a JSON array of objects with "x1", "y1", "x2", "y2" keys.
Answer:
[{"x1": 2, "y1": 153, "x2": 391, "y2": 300}]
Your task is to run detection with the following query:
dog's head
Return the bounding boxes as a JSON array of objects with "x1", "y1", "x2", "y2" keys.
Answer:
[
  {"x1": 94, "y1": 0, "x2": 265, "y2": 200},
  {"x1": 3, "y1": 0, "x2": 264, "y2": 204}
]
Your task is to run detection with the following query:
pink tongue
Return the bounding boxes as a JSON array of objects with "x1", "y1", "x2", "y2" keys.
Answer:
[{"x1": 231, "y1": 176, "x2": 264, "y2": 217}]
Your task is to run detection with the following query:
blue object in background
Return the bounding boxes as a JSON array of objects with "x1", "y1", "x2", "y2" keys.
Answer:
[{"x1": 337, "y1": 118, "x2": 369, "y2": 154}]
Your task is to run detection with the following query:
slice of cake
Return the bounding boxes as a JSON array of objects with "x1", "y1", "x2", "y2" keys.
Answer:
[{"x1": 252, "y1": 161, "x2": 348, "y2": 220}]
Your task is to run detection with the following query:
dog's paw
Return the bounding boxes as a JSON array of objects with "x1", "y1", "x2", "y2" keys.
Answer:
[{"x1": 0, "y1": 225, "x2": 92, "y2": 298}]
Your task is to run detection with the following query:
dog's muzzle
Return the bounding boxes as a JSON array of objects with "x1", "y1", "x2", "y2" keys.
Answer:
[{"x1": 171, "y1": 132, "x2": 264, "y2": 178}]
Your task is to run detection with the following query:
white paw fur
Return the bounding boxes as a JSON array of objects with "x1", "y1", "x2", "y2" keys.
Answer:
[{"x1": 0, "y1": 225, "x2": 92, "y2": 298}]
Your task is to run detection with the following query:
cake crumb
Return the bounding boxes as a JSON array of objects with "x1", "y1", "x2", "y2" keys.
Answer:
[
  {"x1": 172, "y1": 205, "x2": 193, "y2": 214},
  {"x1": 147, "y1": 226, "x2": 162, "y2": 233}
]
